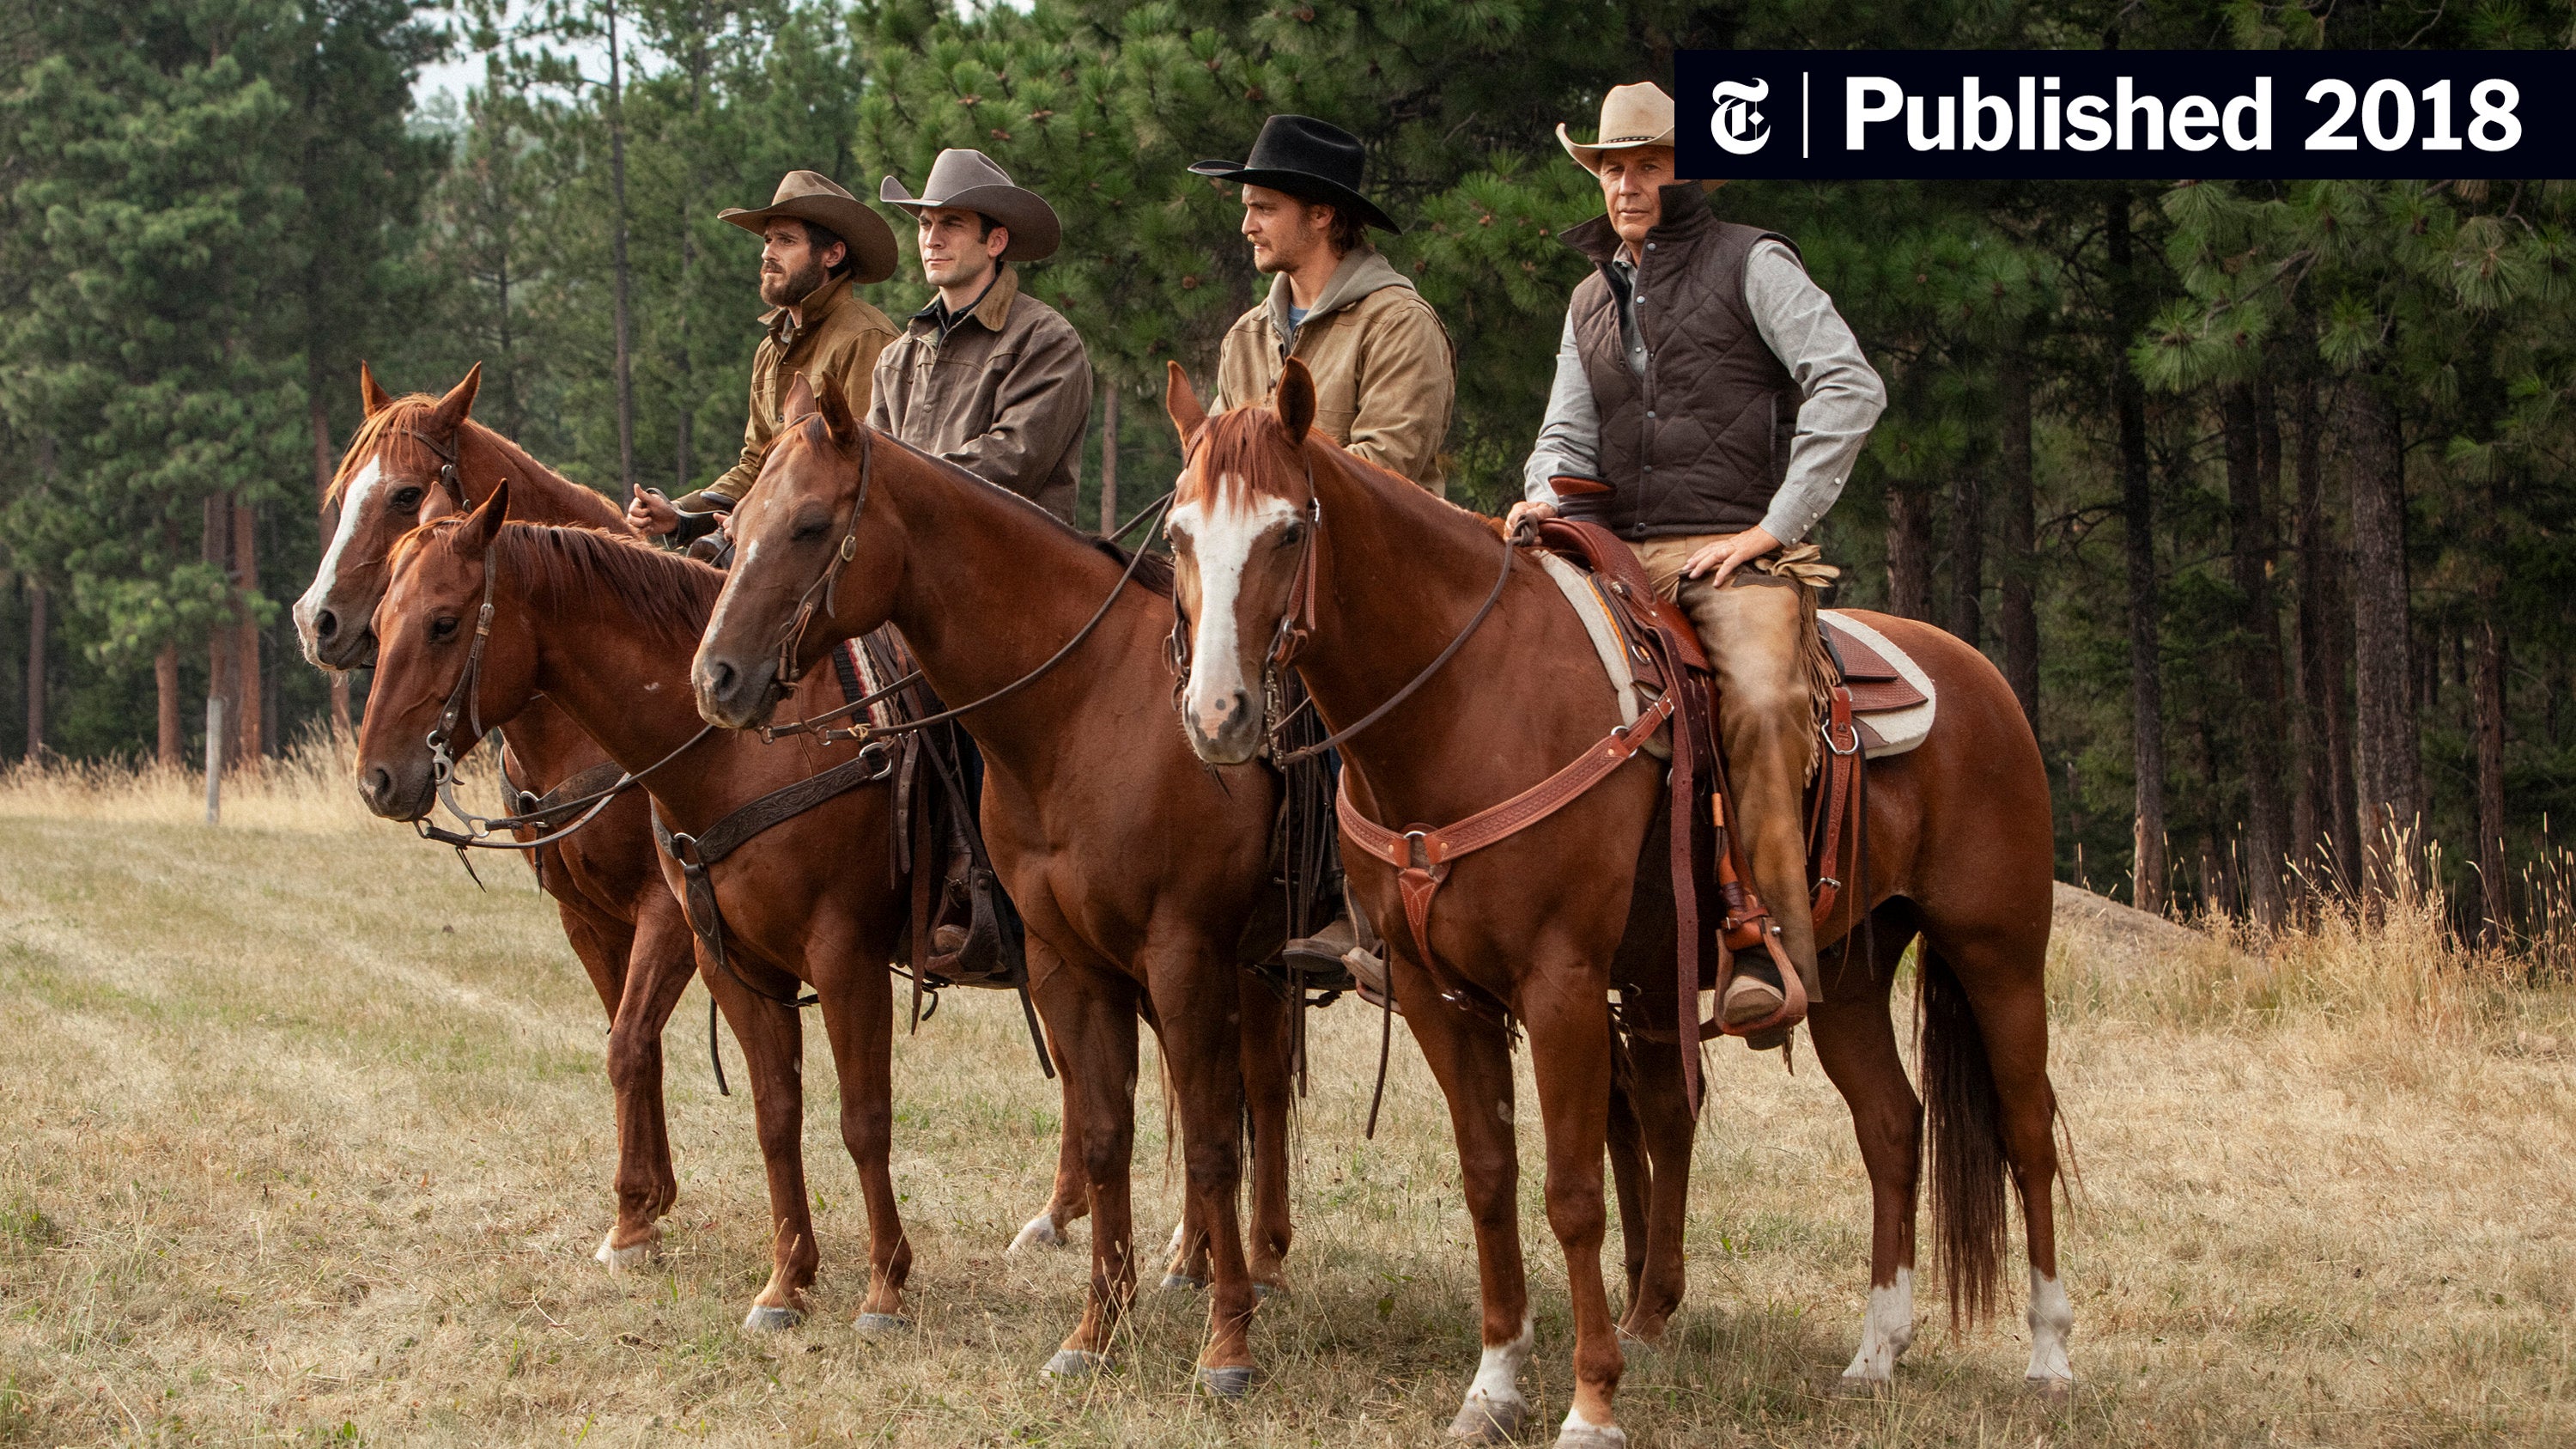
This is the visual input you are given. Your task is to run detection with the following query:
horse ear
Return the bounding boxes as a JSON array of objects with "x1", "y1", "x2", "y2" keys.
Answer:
[
  {"x1": 1165, "y1": 362, "x2": 1206, "y2": 443},
  {"x1": 782, "y1": 370, "x2": 817, "y2": 426},
  {"x1": 814, "y1": 371, "x2": 857, "y2": 447},
  {"x1": 428, "y1": 362, "x2": 483, "y2": 439},
  {"x1": 1275, "y1": 357, "x2": 1316, "y2": 446},
  {"x1": 461, "y1": 474, "x2": 510, "y2": 551},
  {"x1": 360, "y1": 361, "x2": 393, "y2": 418}
]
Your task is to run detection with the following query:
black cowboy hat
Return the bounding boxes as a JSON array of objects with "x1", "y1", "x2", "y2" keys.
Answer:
[{"x1": 1188, "y1": 115, "x2": 1398, "y2": 234}]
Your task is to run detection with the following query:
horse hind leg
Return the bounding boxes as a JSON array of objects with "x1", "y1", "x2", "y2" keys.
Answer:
[
  {"x1": 1920, "y1": 928, "x2": 2073, "y2": 1395},
  {"x1": 1608, "y1": 1026, "x2": 1693, "y2": 1349},
  {"x1": 1011, "y1": 1050, "x2": 1091, "y2": 1254},
  {"x1": 1239, "y1": 971, "x2": 1297, "y2": 1296},
  {"x1": 598, "y1": 892, "x2": 698, "y2": 1270},
  {"x1": 1805, "y1": 907, "x2": 1924, "y2": 1390}
]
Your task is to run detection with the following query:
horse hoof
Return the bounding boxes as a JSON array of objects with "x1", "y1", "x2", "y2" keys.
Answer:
[
  {"x1": 1160, "y1": 1272, "x2": 1206, "y2": 1292},
  {"x1": 1615, "y1": 1328, "x2": 1658, "y2": 1359},
  {"x1": 1043, "y1": 1349, "x2": 1111, "y2": 1380},
  {"x1": 594, "y1": 1231, "x2": 658, "y2": 1271},
  {"x1": 2027, "y1": 1374, "x2": 2075, "y2": 1407},
  {"x1": 1252, "y1": 1281, "x2": 1285, "y2": 1301},
  {"x1": 854, "y1": 1312, "x2": 913, "y2": 1333},
  {"x1": 1447, "y1": 1397, "x2": 1525, "y2": 1442},
  {"x1": 1196, "y1": 1365, "x2": 1255, "y2": 1399},
  {"x1": 1008, "y1": 1213, "x2": 1065, "y2": 1254},
  {"x1": 741, "y1": 1305, "x2": 805, "y2": 1333},
  {"x1": 1831, "y1": 1372, "x2": 1888, "y2": 1398},
  {"x1": 1551, "y1": 1414, "x2": 1627, "y2": 1449}
]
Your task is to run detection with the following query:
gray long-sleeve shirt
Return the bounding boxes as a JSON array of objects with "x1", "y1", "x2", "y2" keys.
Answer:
[{"x1": 1522, "y1": 240, "x2": 1886, "y2": 544}]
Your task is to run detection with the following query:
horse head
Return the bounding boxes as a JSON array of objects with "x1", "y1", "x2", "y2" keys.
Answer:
[
  {"x1": 355, "y1": 476, "x2": 538, "y2": 820},
  {"x1": 1164, "y1": 357, "x2": 1321, "y2": 766},
  {"x1": 692, "y1": 370, "x2": 898, "y2": 729},
  {"x1": 295, "y1": 362, "x2": 483, "y2": 670}
]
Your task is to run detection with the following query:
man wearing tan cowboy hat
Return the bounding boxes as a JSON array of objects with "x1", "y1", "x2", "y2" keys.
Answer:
[
  {"x1": 1199, "y1": 114, "x2": 1455, "y2": 496},
  {"x1": 870, "y1": 149, "x2": 1092, "y2": 522},
  {"x1": 628, "y1": 170, "x2": 901, "y2": 547},
  {"x1": 1505, "y1": 82, "x2": 1886, "y2": 1049}
]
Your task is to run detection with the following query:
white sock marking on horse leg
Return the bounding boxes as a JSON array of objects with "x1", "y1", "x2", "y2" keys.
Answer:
[
  {"x1": 1461, "y1": 1312, "x2": 1534, "y2": 1418},
  {"x1": 295, "y1": 456, "x2": 382, "y2": 654},
  {"x1": 1008, "y1": 1210, "x2": 1063, "y2": 1254},
  {"x1": 1839, "y1": 1266, "x2": 1915, "y2": 1383},
  {"x1": 1170, "y1": 490, "x2": 1296, "y2": 738},
  {"x1": 1553, "y1": 1403, "x2": 1627, "y2": 1448},
  {"x1": 2026, "y1": 1267, "x2": 2074, "y2": 1384}
]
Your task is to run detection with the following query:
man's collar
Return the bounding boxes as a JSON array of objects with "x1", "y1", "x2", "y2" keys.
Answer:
[
  {"x1": 912, "y1": 265, "x2": 1018, "y2": 338},
  {"x1": 763, "y1": 273, "x2": 854, "y2": 348}
]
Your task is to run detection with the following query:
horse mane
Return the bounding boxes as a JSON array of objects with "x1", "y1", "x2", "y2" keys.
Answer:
[
  {"x1": 393, "y1": 516, "x2": 722, "y2": 642},
  {"x1": 1186, "y1": 404, "x2": 1500, "y2": 539},
  {"x1": 330, "y1": 395, "x2": 625, "y2": 532}
]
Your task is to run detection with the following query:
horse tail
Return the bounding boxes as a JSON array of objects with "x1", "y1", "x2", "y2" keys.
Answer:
[{"x1": 1918, "y1": 943, "x2": 2008, "y2": 1329}]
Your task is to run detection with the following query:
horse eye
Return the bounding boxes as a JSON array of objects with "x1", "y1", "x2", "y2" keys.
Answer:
[
  {"x1": 789, "y1": 506, "x2": 829, "y2": 542},
  {"x1": 429, "y1": 615, "x2": 459, "y2": 642},
  {"x1": 1277, "y1": 522, "x2": 1304, "y2": 546},
  {"x1": 391, "y1": 487, "x2": 422, "y2": 512}
]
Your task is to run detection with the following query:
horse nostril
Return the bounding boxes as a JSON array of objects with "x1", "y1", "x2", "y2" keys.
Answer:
[
  {"x1": 364, "y1": 765, "x2": 392, "y2": 803},
  {"x1": 705, "y1": 660, "x2": 738, "y2": 700},
  {"x1": 313, "y1": 608, "x2": 337, "y2": 641}
]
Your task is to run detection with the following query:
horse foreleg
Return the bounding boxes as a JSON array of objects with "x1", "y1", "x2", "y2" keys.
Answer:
[
  {"x1": 1146, "y1": 944, "x2": 1258, "y2": 1396},
  {"x1": 811, "y1": 920, "x2": 912, "y2": 1331},
  {"x1": 1807, "y1": 914, "x2": 1923, "y2": 1391},
  {"x1": 1010, "y1": 1027, "x2": 1090, "y2": 1254},
  {"x1": 598, "y1": 889, "x2": 696, "y2": 1269},
  {"x1": 1397, "y1": 963, "x2": 1532, "y2": 1445},
  {"x1": 1519, "y1": 968, "x2": 1625, "y2": 1449},
  {"x1": 705, "y1": 956, "x2": 817, "y2": 1332},
  {"x1": 1031, "y1": 945, "x2": 1141, "y2": 1379},
  {"x1": 1239, "y1": 971, "x2": 1297, "y2": 1296}
]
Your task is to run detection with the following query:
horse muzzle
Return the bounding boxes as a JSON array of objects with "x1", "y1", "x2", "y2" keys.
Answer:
[
  {"x1": 295, "y1": 595, "x2": 378, "y2": 673},
  {"x1": 693, "y1": 650, "x2": 781, "y2": 731},
  {"x1": 357, "y1": 755, "x2": 434, "y2": 822},
  {"x1": 1183, "y1": 685, "x2": 1264, "y2": 767}
]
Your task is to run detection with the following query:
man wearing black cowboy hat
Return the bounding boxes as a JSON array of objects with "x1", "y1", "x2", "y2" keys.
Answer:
[
  {"x1": 870, "y1": 149, "x2": 1093, "y2": 523},
  {"x1": 1199, "y1": 115, "x2": 1455, "y2": 496},
  {"x1": 628, "y1": 170, "x2": 901, "y2": 546}
]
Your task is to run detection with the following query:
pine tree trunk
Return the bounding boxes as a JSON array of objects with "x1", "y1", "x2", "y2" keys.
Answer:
[
  {"x1": 2341, "y1": 374, "x2": 2421, "y2": 898},
  {"x1": 1099, "y1": 386, "x2": 1120, "y2": 535},
  {"x1": 1997, "y1": 350, "x2": 2039, "y2": 734},
  {"x1": 2111, "y1": 192, "x2": 2166, "y2": 914},
  {"x1": 607, "y1": 0, "x2": 637, "y2": 495},
  {"x1": 2474, "y1": 609, "x2": 2510, "y2": 944},
  {"x1": 1885, "y1": 484, "x2": 1934, "y2": 621},
  {"x1": 22, "y1": 581, "x2": 43, "y2": 760},
  {"x1": 204, "y1": 494, "x2": 236, "y2": 766},
  {"x1": 1946, "y1": 466, "x2": 1984, "y2": 648},
  {"x1": 2291, "y1": 373, "x2": 2359, "y2": 889},
  {"x1": 234, "y1": 499, "x2": 261, "y2": 764},
  {"x1": 156, "y1": 642, "x2": 180, "y2": 767},
  {"x1": 2222, "y1": 382, "x2": 2288, "y2": 923}
]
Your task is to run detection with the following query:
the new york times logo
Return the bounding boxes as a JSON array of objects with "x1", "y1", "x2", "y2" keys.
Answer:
[{"x1": 1710, "y1": 79, "x2": 1771, "y2": 155}]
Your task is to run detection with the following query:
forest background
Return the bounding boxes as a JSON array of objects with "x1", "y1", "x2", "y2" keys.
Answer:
[{"x1": 1, "y1": 0, "x2": 2569, "y2": 947}]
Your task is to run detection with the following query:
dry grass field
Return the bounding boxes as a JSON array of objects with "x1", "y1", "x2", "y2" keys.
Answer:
[{"x1": 3, "y1": 748, "x2": 2573, "y2": 1446}]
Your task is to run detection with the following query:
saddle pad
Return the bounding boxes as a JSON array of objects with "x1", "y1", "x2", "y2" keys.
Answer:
[
  {"x1": 1819, "y1": 611, "x2": 1936, "y2": 758},
  {"x1": 1534, "y1": 551, "x2": 1671, "y2": 762},
  {"x1": 835, "y1": 628, "x2": 917, "y2": 732}
]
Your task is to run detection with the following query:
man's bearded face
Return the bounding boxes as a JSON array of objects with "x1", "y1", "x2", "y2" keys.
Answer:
[{"x1": 760, "y1": 222, "x2": 835, "y2": 307}]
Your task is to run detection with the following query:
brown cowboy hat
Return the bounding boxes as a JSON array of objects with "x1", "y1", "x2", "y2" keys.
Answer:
[
  {"x1": 878, "y1": 149, "x2": 1062, "y2": 262},
  {"x1": 719, "y1": 170, "x2": 900, "y2": 283}
]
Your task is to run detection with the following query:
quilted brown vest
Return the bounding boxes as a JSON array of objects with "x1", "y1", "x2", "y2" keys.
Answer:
[{"x1": 1559, "y1": 186, "x2": 1797, "y2": 539}]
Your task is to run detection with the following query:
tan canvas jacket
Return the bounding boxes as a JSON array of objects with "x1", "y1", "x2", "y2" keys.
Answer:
[
  {"x1": 867, "y1": 265, "x2": 1093, "y2": 522},
  {"x1": 1213, "y1": 247, "x2": 1455, "y2": 496},
  {"x1": 706, "y1": 274, "x2": 898, "y2": 504}
]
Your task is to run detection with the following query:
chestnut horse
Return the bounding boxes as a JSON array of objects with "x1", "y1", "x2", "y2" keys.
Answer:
[
  {"x1": 357, "y1": 480, "x2": 930, "y2": 1332},
  {"x1": 689, "y1": 377, "x2": 1294, "y2": 1395},
  {"x1": 293, "y1": 364, "x2": 698, "y2": 1271},
  {"x1": 1163, "y1": 362, "x2": 2068, "y2": 1446}
]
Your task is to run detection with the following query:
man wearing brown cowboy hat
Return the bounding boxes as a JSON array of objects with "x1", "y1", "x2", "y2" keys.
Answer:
[
  {"x1": 1505, "y1": 82, "x2": 1886, "y2": 1049},
  {"x1": 627, "y1": 170, "x2": 901, "y2": 546},
  {"x1": 1199, "y1": 115, "x2": 1455, "y2": 496},
  {"x1": 870, "y1": 149, "x2": 1092, "y2": 522}
]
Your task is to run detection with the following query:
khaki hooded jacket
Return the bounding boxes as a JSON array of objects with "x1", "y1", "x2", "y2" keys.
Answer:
[{"x1": 1213, "y1": 247, "x2": 1455, "y2": 496}]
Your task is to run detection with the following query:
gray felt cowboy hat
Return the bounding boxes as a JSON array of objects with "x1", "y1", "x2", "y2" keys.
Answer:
[
  {"x1": 718, "y1": 170, "x2": 900, "y2": 283},
  {"x1": 878, "y1": 149, "x2": 1063, "y2": 262}
]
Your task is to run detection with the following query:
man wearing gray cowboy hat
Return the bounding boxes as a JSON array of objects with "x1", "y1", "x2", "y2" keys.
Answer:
[
  {"x1": 870, "y1": 149, "x2": 1093, "y2": 522},
  {"x1": 1506, "y1": 82, "x2": 1886, "y2": 1050},
  {"x1": 628, "y1": 170, "x2": 901, "y2": 546},
  {"x1": 1199, "y1": 114, "x2": 1456, "y2": 496}
]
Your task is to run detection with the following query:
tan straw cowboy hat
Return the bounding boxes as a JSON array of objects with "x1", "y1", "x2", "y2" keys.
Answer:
[
  {"x1": 1558, "y1": 82, "x2": 1680, "y2": 172},
  {"x1": 878, "y1": 149, "x2": 1063, "y2": 262},
  {"x1": 719, "y1": 170, "x2": 900, "y2": 283}
]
